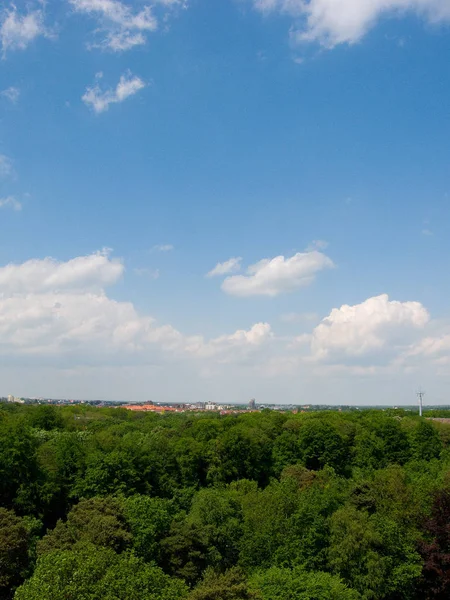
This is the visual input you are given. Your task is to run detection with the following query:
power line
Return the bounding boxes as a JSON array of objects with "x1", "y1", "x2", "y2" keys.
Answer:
[{"x1": 417, "y1": 389, "x2": 425, "y2": 417}]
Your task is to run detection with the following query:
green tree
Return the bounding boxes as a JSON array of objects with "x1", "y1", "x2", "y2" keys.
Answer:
[
  {"x1": 73, "y1": 449, "x2": 140, "y2": 498},
  {"x1": 14, "y1": 544, "x2": 188, "y2": 600},
  {"x1": 160, "y1": 519, "x2": 210, "y2": 585},
  {"x1": 249, "y1": 566, "x2": 360, "y2": 600},
  {"x1": 208, "y1": 427, "x2": 272, "y2": 486},
  {"x1": 189, "y1": 568, "x2": 260, "y2": 600},
  {"x1": 0, "y1": 422, "x2": 41, "y2": 514},
  {"x1": 37, "y1": 497, "x2": 131, "y2": 555},
  {"x1": 374, "y1": 419, "x2": 411, "y2": 466},
  {"x1": 28, "y1": 406, "x2": 64, "y2": 431},
  {"x1": 122, "y1": 494, "x2": 174, "y2": 563},
  {"x1": 298, "y1": 420, "x2": 348, "y2": 474},
  {"x1": 0, "y1": 509, "x2": 31, "y2": 599},
  {"x1": 328, "y1": 505, "x2": 422, "y2": 599},
  {"x1": 37, "y1": 431, "x2": 87, "y2": 523},
  {"x1": 271, "y1": 430, "x2": 301, "y2": 476},
  {"x1": 188, "y1": 486, "x2": 244, "y2": 569},
  {"x1": 410, "y1": 421, "x2": 442, "y2": 461}
]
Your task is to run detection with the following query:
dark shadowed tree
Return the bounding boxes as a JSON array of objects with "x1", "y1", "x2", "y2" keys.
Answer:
[{"x1": 417, "y1": 489, "x2": 450, "y2": 599}]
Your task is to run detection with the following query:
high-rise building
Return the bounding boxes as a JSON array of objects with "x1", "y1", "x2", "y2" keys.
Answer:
[{"x1": 248, "y1": 398, "x2": 256, "y2": 410}]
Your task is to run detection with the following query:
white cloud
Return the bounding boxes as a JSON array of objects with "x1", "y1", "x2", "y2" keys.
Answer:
[
  {"x1": 0, "y1": 196, "x2": 21, "y2": 211},
  {"x1": 0, "y1": 250, "x2": 271, "y2": 367},
  {"x1": 70, "y1": 0, "x2": 185, "y2": 51},
  {"x1": 0, "y1": 155, "x2": 13, "y2": 178},
  {"x1": 207, "y1": 257, "x2": 242, "y2": 277},
  {"x1": 310, "y1": 294, "x2": 429, "y2": 362},
  {"x1": 252, "y1": 0, "x2": 450, "y2": 48},
  {"x1": 0, "y1": 249, "x2": 123, "y2": 294},
  {"x1": 0, "y1": 6, "x2": 48, "y2": 56},
  {"x1": 402, "y1": 325, "x2": 450, "y2": 370},
  {"x1": 1, "y1": 86, "x2": 20, "y2": 103},
  {"x1": 82, "y1": 71, "x2": 145, "y2": 113},
  {"x1": 152, "y1": 244, "x2": 174, "y2": 252},
  {"x1": 221, "y1": 250, "x2": 333, "y2": 297},
  {"x1": 185, "y1": 322, "x2": 272, "y2": 362}
]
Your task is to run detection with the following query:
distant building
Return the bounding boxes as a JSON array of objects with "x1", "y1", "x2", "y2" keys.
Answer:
[
  {"x1": 7, "y1": 395, "x2": 14, "y2": 403},
  {"x1": 248, "y1": 398, "x2": 256, "y2": 410},
  {"x1": 205, "y1": 402, "x2": 217, "y2": 411}
]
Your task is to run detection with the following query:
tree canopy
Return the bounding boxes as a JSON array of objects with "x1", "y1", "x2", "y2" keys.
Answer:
[{"x1": 0, "y1": 403, "x2": 448, "y2": 599}]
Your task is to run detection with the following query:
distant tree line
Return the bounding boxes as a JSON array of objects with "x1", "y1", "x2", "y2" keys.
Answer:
[{"x1": 1, "y1": 402, "x2": 450, "y2": 599}]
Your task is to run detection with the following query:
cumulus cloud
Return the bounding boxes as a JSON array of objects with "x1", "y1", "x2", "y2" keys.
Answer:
[
  {"x1": 0, "y1": 196, "x2": 21, "y2": 211},
  {"x1": 409, "y1": 334, "x2": 450, "y2": 358},
  {"x1": 401, "y1": 325, "x2": 450, "y2": 373},
  {"x1": 0, "y1": 6, "x2": 48, "y2": 56},
  {"x1": 70, "y1": 0, "x2": 185, "y2": 51},
  {"x1": 222, "y1": 250, "x2": 333, "y2": 297},
  {"x1": 82, "y1": 71, "x2": 145, "y2": 113},
  {"x1": 0, "y1": 250, "x2": 272, "y2": 367},
  {"x1": 207, "y1": 257, "x2": 242, "y2": 278},
  {"x1": 1, "y1": 86, "x2": 20, "y2": 103},
  {"x1": 310, "y1": 294, "x2": 429, "y2": 362},
  {"x1": 252, "y1": 0, "x2": 450, "y2": 48},
  {"x1": 0, "y1": 249, "x2": 123, "y2": 294},
  {"x1": 185, "y1": 323, "x2": 272, "y2": 363}
]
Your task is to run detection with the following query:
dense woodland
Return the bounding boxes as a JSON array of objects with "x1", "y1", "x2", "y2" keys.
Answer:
[{"x1": 1, "y1": 403, "x2": 450, "y2": 599}]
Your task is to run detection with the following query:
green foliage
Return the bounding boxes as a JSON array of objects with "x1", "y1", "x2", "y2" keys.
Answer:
[
  {"x1": 122, "y1": 494, "x2": 174, "y2": 562},
  {"x1": 73, "y1": 449, "x2": 142, "y2": 498},
  {"x1": 271, "y1": 430, "x2": 301, "y2": 476},
  {"x1": 249, "y1": 566, "x2": 360, "y2": 600},
  {"x1": 0, "y1": 406, "x2": 447, "y2": 599},
  {"x1": 188, "y1": 487, "x2": 243, "y2": 570},
  {"x1": 14, "y1": 544, "x2": 188, "y2": 600},
  {"x1": 188, "y1": 568, "x2": 260, "y2": 600},
  {"x1": 328, "y1": 504, "x2": 422, "y2": 599},
  {"x1": 298, "y1": 420, "x2": 348, "y2": 474},
  {"x1": 161, "y1": 519, "x2": 211, "y2": 585},
  {"x1": 208, "y1": 426, "x2": 272, "y2": 486},
  {"x1": 28, "y1": 406, "x2": 64, "y2": 432},
  {"x1": 0, "y1": 508, "x2": 31, "y2": 599},
  {"x1": 0, "y1": 423, "x2": 40, "y2": 513},
  {"x1": 37, "y1": 497, "x2": 131, "y2": 555},
  {"x1": 410, "y1": 420, "x2": 442, "y2": 461}
]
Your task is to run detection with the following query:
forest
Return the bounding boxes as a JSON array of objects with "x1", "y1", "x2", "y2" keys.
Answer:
[{"x1": 0, "y1": 403, "x2": 449, "y2": 600}]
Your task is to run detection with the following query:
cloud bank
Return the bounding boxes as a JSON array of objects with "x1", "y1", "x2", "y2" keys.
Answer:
[{"x1": 0, "y1": 250, "x2": 272, "y2": 366}]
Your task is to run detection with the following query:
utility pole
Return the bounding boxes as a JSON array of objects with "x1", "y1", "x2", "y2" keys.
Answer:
[{"x1": 417, "y1": 389, "x2": 425, "y2": 417}]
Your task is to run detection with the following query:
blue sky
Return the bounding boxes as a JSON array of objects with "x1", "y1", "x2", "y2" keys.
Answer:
[{"x1": 1, "y1": 0, "x2": 450, "y2": 404}]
